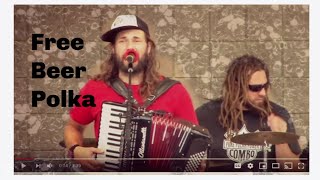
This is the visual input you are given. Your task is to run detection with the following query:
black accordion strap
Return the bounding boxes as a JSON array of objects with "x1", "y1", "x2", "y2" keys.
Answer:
[
  {"x1": 110, "y1": 78, "x2": 129, "y2": 99},
  {"x1": 110, "y1": 78, "x2": 138, "y2": 105},
  {"x1": 141, "y1": 77, "x2": 179, "y2": 109},
  {"x1": 110, "y1": 77, "x2": 179, "y2": 109}
]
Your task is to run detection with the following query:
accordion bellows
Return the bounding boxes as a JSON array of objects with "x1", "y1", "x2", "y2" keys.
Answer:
[{"x1": 96, "y1": 102, "x2": 212, "y2": 172}]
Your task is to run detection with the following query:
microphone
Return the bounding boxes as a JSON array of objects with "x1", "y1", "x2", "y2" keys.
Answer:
[
  {"x1": 123, "y1": 49, "x2": 139, "y2": 64},
  {"x1": 126, "y1": 54, "x2": 135, "y2": 63}
]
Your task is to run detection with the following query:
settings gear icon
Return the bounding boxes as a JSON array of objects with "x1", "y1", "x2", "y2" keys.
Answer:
[{"x1": 247, "y1": 163, "x2": 254, "y2": 169}]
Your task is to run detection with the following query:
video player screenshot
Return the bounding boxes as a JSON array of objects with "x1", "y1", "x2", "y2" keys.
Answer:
[{"x1": 13, "y1": 3, "x2": 309, "y2": 175}]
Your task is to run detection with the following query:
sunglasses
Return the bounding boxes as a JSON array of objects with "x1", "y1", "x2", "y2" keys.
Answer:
[{"x1": 248, "y1": 82, "x2": 269, "y2": 92}]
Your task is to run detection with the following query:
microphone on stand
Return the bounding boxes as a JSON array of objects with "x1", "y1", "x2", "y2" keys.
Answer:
[
  {"x1": 123, "y1": 49, "x2": 139, "y2": 73},
  {"x1": 125, "y1": 54, "x2": 135, "y2": 63},
  {"x1": 123, "y1": 49, "x2": 139, "y2": 64},
  {"x1": 121, "y1": 49, "x2": 139, "y2": 166}
]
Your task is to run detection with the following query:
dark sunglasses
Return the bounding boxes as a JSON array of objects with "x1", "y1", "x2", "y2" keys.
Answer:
[{"x1": 248, "y1": 82, "x2": 269, "y2": 92}]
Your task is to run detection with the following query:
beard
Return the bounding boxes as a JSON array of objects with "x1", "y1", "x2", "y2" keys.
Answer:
[
  {"x1": 246, "y1": 97, "x2": 268, "y2": 115},
  {"x1": 113, "y1": 53, "x2": 149, "y2": 75},
  {"x1": 251, "y1": 98, "x2": 266, "y2": 107}
]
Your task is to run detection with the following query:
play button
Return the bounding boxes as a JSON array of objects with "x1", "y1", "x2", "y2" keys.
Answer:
[{"x1": 21, "y1": 163, "x2": 26, "y2": 169}]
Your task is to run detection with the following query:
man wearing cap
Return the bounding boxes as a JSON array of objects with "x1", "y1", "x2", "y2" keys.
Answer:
[{"x1": 63, "y1": 15, "x2": 199, "y2": 171}]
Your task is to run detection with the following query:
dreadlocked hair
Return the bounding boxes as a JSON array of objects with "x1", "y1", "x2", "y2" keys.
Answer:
[
  {"x1": 219, "y1": 54, "x2": 272, "y2": 133},
  {"x1": 92, "y1": 35, "x2": 161, "y2": 99}
]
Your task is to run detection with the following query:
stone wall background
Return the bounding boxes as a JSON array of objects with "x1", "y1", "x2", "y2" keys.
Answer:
[{"x1": 14, "y1": 5, "x2": 309, "y2": 159}]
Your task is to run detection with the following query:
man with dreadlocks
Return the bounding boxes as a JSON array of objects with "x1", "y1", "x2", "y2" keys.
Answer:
[
  {"x1": 196, "y1": 55, "x2": 301, "y2": 172},
  {"x1": 64, "y1": 15, "x2": 198, "y2": 171}
]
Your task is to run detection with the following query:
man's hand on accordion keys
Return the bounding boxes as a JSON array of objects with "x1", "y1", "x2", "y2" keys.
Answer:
[{"x1": 73, "y1": 146, "x2": 105, "y2": 171}]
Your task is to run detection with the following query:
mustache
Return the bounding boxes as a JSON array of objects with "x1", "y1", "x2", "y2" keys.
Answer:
[
  {"x1": 112, "y1": 53, "x2": 149, "y2": 74},
  {"x1": 246, "y1": 98, "x2": 268, "y2": 113}
]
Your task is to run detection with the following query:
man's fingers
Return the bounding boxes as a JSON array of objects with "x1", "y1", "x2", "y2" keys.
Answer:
[
  {"x1": 90, "y1": 147, "x2": 105, "y2": 154},
  {"x1": 267, "y1": 119, "x2": 271, "y2": 127}
]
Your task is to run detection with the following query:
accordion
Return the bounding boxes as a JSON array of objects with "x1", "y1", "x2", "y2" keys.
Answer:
[{"x1": 96, "y1": 102, "x2": 212, "y2": 172}]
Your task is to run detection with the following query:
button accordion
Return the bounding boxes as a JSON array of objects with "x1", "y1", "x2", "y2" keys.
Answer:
[{"x1": 96, "y1": 102, "x2": 212, "y2": 172}]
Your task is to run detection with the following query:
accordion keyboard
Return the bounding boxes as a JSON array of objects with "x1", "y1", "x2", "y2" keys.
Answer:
[{"x1": 97, "y1": 102, "x2": 127, "y2": 171}]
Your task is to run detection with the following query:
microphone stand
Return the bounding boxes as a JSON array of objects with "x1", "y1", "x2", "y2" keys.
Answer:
[{"x1": 123, "y1": 62, "x2": 134, "y2": 171}]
